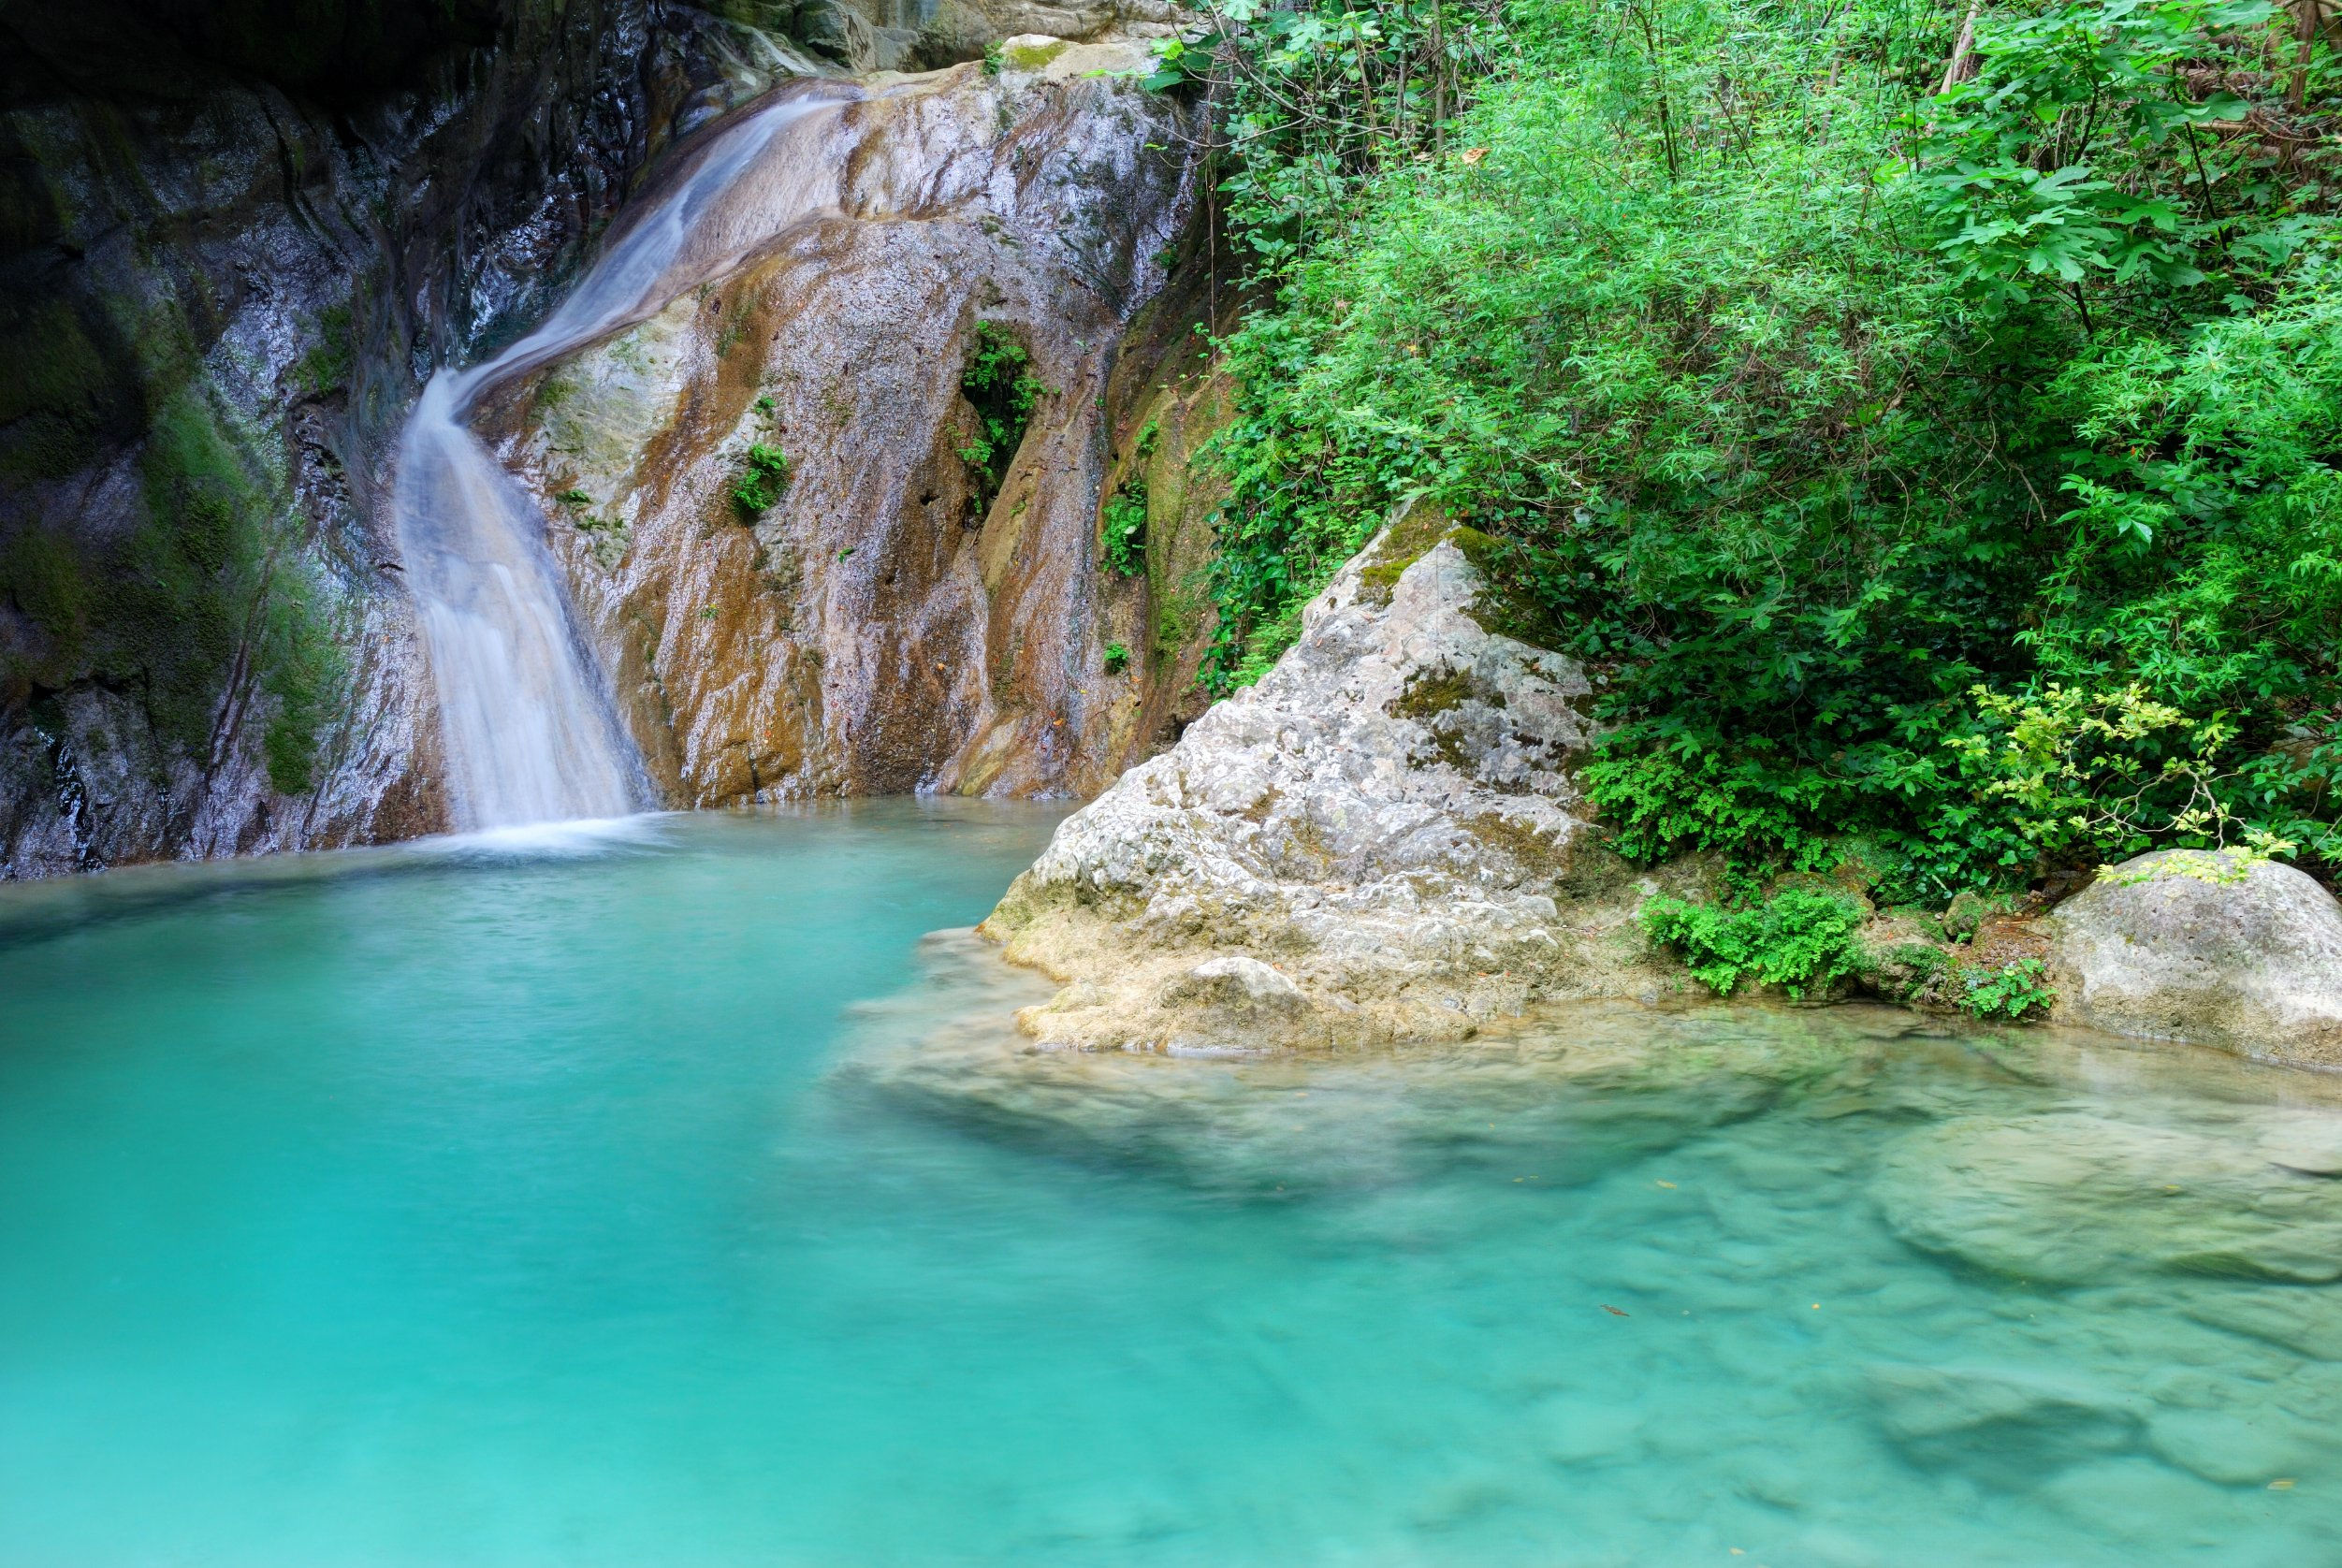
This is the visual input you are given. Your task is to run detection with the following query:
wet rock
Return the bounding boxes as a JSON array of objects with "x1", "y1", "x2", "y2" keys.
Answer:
[
  {"x1": 2266, "y1": 1120, "x2": 2342, "y2": 1177},
  {"x1": 980, "y1": 518, "x2": 1677, "y2": 1053},
  {"x1": 1874, "y1": 1112, "x2": 2342, "y2": 1285},
  {"x1": 2036, "y1": 1457, "x2": 2235, "y2": 1543},
  {"x1": 2048, "y1": 849, "x2": 2342, "y2": 1067},
  {"x1": 490, "y1": 45, "x2": 1210, "y2": 807},
  {"x1": 1, "y1": 0, "x2": 800, "y2": 877},
  {"x1": 1156, "y1": 955, "x2": 1315, "y2": 1031},
  {"x1": 1525, "y1": 1393, "x2": 1649, "y2": 1467}
]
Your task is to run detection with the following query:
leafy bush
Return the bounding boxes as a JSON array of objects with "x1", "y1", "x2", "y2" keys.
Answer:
[
  {"x1": 730, "y1": 443, "x2": 791, "y2": 516},
  {"x1": 1171, "y1": 0, "x2": 2342, "y2": 900},
  {"x1": 1103, "y1": 640, "x2": 1131, "y2": 674},
  {"x1": 1101, "y1": 488, "x2": 1147, "y2": 575},
  {"x1": 1957, "y1": 957, "x2": 2057, "y2": 1021},
  {"x1": 1639, "y1": 890, "x2": 1866, "y2": 998}
]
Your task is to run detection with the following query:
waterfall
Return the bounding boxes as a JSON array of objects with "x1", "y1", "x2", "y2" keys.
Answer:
[{"x1": 392, "y1": 84, "x2": 854, "y2": 831}]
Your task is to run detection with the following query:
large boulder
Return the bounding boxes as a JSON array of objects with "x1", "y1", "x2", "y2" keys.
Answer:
[
  {"x1": 2048, "y1": 849, "x2": 2342, "y2": 1068},
  {"x1": 979, "y1": 520, "x2": 1674, "y2": 1053}
]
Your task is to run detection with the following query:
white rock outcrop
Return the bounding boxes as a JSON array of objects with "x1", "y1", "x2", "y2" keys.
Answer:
[
  {"x1": 2049, "y1": 849, "x2": 2342, "y2": 1068},
  {"x1": 981, "y1": 523, "x2": 1668, "y2": 1052}
]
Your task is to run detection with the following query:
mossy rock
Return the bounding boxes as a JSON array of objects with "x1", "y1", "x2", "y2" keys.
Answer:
[
  {"x1": 1355, "y1": 497, "x2": 1457, "y2": 607},
  {"x1": 1000, "y1": 37, "x2": 1072, "y2": 70}
]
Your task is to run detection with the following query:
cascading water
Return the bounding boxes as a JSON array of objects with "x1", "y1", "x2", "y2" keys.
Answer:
[{"x1": 392, "y1": 83, "x2": 855, "y2": 831}]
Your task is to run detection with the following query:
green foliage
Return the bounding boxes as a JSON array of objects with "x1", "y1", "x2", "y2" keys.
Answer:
[
  {"x1": 1640, "y1": 890, "x2": 1867, "y2": 998},
  {"x1": 1957, "y1": 956, "x2": 2058, "y2": 1020},
  {"x1": 1180, "y1": 0, "x2": 2342, "y2": 900},
  {"x1": 1103, "y1": 640, "x2": 1132, "y2": 674},
  {"x1": 731, "y1": 443, "x2": 791, "y2": 516},
  {"x1": 1100, "y1": 421, "x2": 1156, "y2": 576},
  {"x1": 1102, "y1": 487, "x2": 1148, "y2": 575},
  {"x1": 1948, "y1": 683, "x2": 2293, "y2": 866},
  {"x1": 958, "y1": 322, "x2": 1046, "y2": 511},
  {"x1": 1146, "y1": 0, "x2": 1516, "y2": 271},
  {"x1": 1913, "y1": 0, "x2": 2326, "y2": 321}
]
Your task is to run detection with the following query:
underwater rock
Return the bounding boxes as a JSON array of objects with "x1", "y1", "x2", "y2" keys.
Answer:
[
  {"x1": 2049, "y1": 849, "x2": 2342, "y2": 1068},
  {"x1": 1867, "y1": 1363, "x2": 2145, "y2": 1483},
  {"x1": 1873, "y1": 1112, "x2": 2342, "y2": 1285},
  {"x1": 2146, "y1": 1405, "x2": 2321, "y2": 1487},
  {"x1": 979, "y1": 518, "x2": 1673, "y2": 1053},
  {"x1": 2180, "y1": 1285, "x2": 2342, "y2": 1361}
]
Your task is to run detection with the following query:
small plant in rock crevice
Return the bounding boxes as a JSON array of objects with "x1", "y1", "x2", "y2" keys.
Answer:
[
  {"x1": 1957, "y1": 957, "x2": 2057, "y2": 1022},
  {"x1": 957, "y1": 322, "x2": 1046, "y2": 514},
  {"x1": 1103, "y1": 640, "x2": 1131, "y2": 675},
  {"x1": 1101, "y1": 488, "x2": 1147, "y2": 575},
  {"x1": 1100, "y1": 420, "x2": 1156, "y2": 576},
  {"x1": 731, "y1": 443, "x2": 791, "y2": 518}
]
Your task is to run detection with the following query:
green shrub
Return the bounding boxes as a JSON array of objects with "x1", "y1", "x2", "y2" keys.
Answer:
[
  {"x1": 1103, "y1": 640, "x2": 1131, "y2": 675},
  {"x1": 731, "y1": 443, "x2": 791, "y2": 516},
  {"x1": 1639, "y1": 890, "x2": 1866, "y2": 999},
  {"x1": 1957, "y1": 957, "x2": 2057, "y2": 1022},
  {"x1": 1171, "y1": 0, "x2": 2342, "y2": 902}
]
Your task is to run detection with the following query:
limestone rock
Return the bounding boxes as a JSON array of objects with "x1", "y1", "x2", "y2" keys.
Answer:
[
  {"x1": 980, "y1": 521, "x2": 1675, "y2": 1053},
  {"x1": 2146, "y1": 1405, "x2": 2321, "y2": 1487},
  {"x1": 2048, "y1": 849, "x2": 2342, "y2": 1068},
  {"x1": 2181, "y1": 1286, "x2": 2342, "y2": 1361}
]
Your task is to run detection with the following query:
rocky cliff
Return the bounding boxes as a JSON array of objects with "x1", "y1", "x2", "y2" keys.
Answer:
[
  {"x1": 0, "y1": 0, "x2": 788, "y2": 876},
  {"x1": 477, "y1": 39, "x2": 1214, "y2": 803},
  {"x1": 0, "y1": 0, "x2": 1211, "y2": 877}
]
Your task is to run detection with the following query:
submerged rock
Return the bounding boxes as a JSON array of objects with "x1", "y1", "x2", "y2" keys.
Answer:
[
  {"x1": 2048, "y1": 849, "x2": 2342, "y2": 1068},
  {"x1": 1867, "y1": 1363, "x2": 2145, "y2": 1484},
  {"x1": 979, "y1": 519, "x2": 1677, "y2": 1053},
  {"x1": 1873, "y1": 1111, "x2": 2342, "y2": 1285}
]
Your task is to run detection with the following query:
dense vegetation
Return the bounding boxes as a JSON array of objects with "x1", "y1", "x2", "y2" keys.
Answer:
[{"x1": 1162, "y1": 0, "x2": 2342, "y2": 902}]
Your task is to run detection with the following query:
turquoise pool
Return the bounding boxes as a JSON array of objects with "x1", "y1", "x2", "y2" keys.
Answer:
[{"x1": 1, "y1": 805, "x2": 2336, "y2": 1565}]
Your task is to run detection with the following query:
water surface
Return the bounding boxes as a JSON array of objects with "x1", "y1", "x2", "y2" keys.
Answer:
[{"x1": 2, "y1": 806, "x2": 2338, "y2": 1565}]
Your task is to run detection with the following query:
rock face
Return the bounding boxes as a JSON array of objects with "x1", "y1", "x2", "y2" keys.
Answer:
[
  {"x1": 0, "y1": 0, "x2": 817, "y2": 877},
  {"x1": 482, "y1": 43, "x2": 1214, "y2": 803},
  {"x1": 2049, "y1": 849, "x2": 2342, "y2": 1068},
  {"x1": 981, "y1": 521, "x2": 1671, "y2": 1053},
  {"x1": 794, "y1": 0, "x2": 1189, "y2": 73},
  {"x1": 2, "y1": 2, "x2": 1210, "y2": 878}
]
